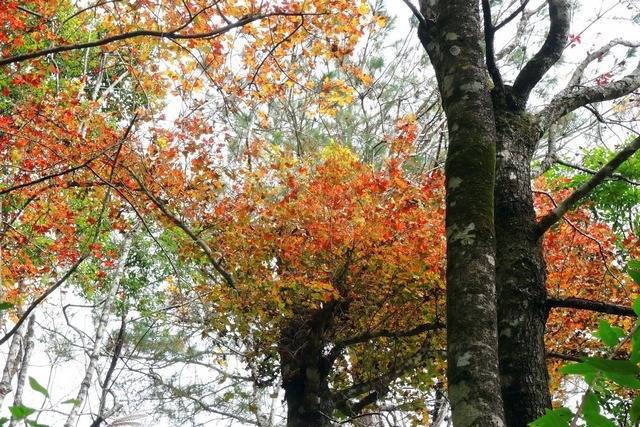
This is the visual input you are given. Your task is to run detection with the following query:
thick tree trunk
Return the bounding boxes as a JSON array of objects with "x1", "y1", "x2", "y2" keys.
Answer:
[
  {"x1": 493, "y1": 107, "x2": 551, "y2": 426},
  {"x1": 418, "y1": 1, "x2": 506, "y2": 425},
  {"x1": 279, "y1": 313, "x2": 333, "y2": 427}
]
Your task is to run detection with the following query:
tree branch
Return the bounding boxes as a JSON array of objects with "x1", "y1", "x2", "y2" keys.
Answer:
[
  {"x1": 494, "y1": 0, "x2": 531, "y2": 31},
  {"x1": 567, "y1": 39, "x2": 640, "y2": 89},
  {"x1": 0, "y1": 142, "x2": 121, "y2": 196},
  {"x1": 496, "y1": 2, "x2": 546, "y2": 61},
  {"x1": 512, "y1": 0, "x2": 570, "y2": 106},
  {"x1": 401, "y1": 0, "x2": 429, "y2": 29},
  {"x1": 539, "y1": 59, "x2": 640, "y2": 130},
  {"x1": 0, "y1": 255, "x2": 89, "y2": 346},
  {"x1": 332, "y1": 339, "x2": 434, "y2": 412},
  {"x1": 128, "y1": 170, "x2": 235, "y2": 289},
  {"x1": 482, "y1": 0, "x2": 505, "y2": 90},
  {"x1": 328, "y1": 321, "x2": 443, "y2": 363},
  {"x1": 546, "y1": 351, "x2": 581, "y2": 362},
  {"x1": 537, "y1": 134, "x2": 640, "y2": 234},
  {"x1": 0, "y1": 12, "x2": 320, "y2": 67},
  {"x1": 547, "y1": 297, "x2": 636, "y2": 317},
  {"x1": 555, "y1": 158, "x2": 640, "y2": 186},
  {"x1": 0, "y1": 116, "x2": 137, "y2": 346}
]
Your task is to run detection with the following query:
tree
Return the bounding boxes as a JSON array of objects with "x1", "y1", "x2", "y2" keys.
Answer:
[
  {"x1": 2, "y1": 1, "x2": 640, "y2": 426},
  {"x1": 412, "y1": 0, "x2": 640, "y2": 425}
]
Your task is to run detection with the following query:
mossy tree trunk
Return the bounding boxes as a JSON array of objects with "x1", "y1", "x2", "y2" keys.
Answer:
[
  {"x1": 493, "y1": 103, "x2": 552, "y2": 426},
  {"x1": 418, "y1": 2, "x2": 506, "y2": 425},
  {"x1": 412, "y1": 0, "x2": 640, "y2": 425}
]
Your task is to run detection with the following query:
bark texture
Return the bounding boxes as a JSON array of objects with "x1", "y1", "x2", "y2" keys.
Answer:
[
  {"x1": 0, "y1": 324, "x2": 24, "y2": 405},
  {"x1": 64, "y1": 231, "x2": 135, "y2": 427},
  {"x1": 279, "y1": 308, "x2": 334, "y2": 427},
  {"x1": 8, "y1": 315, "x2": 35, "y2": 427},
  {"x1": 418, "y1": 1, "x2": 505, "y2": 425},
  {"x1": 409, "y1": 0, "x2": 640, "y2": 425},
  {"x1": 493, "y1": 104, "x2": 551, "y2": 425}
]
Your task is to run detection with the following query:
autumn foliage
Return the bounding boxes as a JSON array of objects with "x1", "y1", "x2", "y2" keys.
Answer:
[{"x1": 1, "y1": 0, "x2": 640, "y2": 424}]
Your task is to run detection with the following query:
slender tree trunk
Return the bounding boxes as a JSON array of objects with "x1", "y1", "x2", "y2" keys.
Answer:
[
  {"x1": 64, "y1": 231, "x2": 134, "y2": 427},
  {"x1": 0, "y1": 323, "x2": 23, "y2": 405},
  {"x1": 8, "y1": 315, "x2": 35, "y2": 427},
  {"x1": 418, "y1": 1, "x2": 506, "y2": 425},
  {"x1": 493, "y1": 108, "x2": 551, "y2": 426},
  {"x1": 90, "y1": 310, "x2": 127, "y2": 427}
]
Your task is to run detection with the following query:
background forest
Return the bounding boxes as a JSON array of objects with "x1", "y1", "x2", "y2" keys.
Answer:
[{"x1": 0, "y1": 0, "x2": 640, "y2": 426}]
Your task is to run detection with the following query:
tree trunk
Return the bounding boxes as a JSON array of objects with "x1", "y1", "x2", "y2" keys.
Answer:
[
  {"x1": 493, "y1": 106, "x2": 551, "y2": 426},
  {"x1": 64, "y1": 230, "x2": 135, "y2": 427},
  {"x1": 418, "y1": 1, "x2": 506, "y2": 425},
  {"x1": 279, "y1": 311, "x2": 334, "y2": 427},
  {"x1": 9, "y1": 315, "x2": 35, "y2": 427},
  {"x1": 0, "y1": 323, "x2": 23, "y2": 405}
]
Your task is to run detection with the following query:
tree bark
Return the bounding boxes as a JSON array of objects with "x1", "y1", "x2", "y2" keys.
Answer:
[
  {"x1": 0, "y1": 323, "x2": 24, "y2": 406},
  {"x1": 8, "y1": 315, "x2": 35, "y2": 427},
  {"x1": 418, "y1": 1, "x2": 505, "y2": 425},
  {"x1": 493, "y1": 105, "x2": 551, "y2": 426},
  {"x1": 279, "y1": 309, "x2": 334, "y2": 427},
  {"x1": 64, "y1": 230, "x2": 135, "y2": 427}
]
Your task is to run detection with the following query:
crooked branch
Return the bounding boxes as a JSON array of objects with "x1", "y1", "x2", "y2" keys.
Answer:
[
  {"x1": 0, "y1": 12, "x2": 321, "y2": 67},
  {"x1": 512, "y1": 0, "x2": 570, "y2": 106},
  {"x1": 537, "y1": 134, "x2": 640, "y2": 234}
]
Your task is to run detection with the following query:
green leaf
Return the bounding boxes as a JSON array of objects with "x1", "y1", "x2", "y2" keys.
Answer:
[
  {"x1": 595, "y1": 320, "x2": 624, "y2": 348},
  {"x1": 29, "y1": 376, "x2": 49, "y2": 398},
  {"x1": 61, "y1": 399, "x2": 81, "y2": 406},
  {"x1": 633, "y1": 297, "x2": 640, "y2": 317},
  {"x1": 631, "y1": 396, "x2": 640, "y2": 423},
  {"x1": 0, "y1": 302, "x2": 13, "y2": 311},
  {"x1": 629, "y1": 260, "x2": 640, "y2": 285},
  {"x1": 8, "y1": 405, "x2": 35, "y2": 420},
  {"x1": 632, "y1": 328, "x2": 640, "y2": 364},
  {"x1": 583, "y1": 392, "x2": 615, "y2": 427},
  {"x1": 604, "y1": 372, "x2": 640, "y2": 389},
  {"x1": 529, "y1": 407, "x2": 573, "y2": 427},
  {"x1": 584, "y1": 357, "x2": 640, "y2": 376},
  {"x1": 561, "y1": 362, "x2": 598, "y2": 383},
  {"x1": 25, "y1": 421, "x2": 48, "y2": 427},
  {"x1": 0, "y1": 417, "x2": 8, "y2": 427}
]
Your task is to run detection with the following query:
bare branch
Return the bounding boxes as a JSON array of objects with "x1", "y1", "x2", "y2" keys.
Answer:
[
  {"x1": 540, "y1": 60, "x2": 640, "y2": 130},
  {"x1": 0, "y1": 255, "x2": 89, "y2": 346},
  {"x1": 494, "y1": 0, "x2": 531, "y2": 31},
  {"x1": 537, "y1": 134, "x2": 640, "y2": 234},
  {"x1": 401, "y1": 0, "x2": 429, "y2": 29},
  {"x1": 496, "y1": 2, "x2": 546, "y2": 61},
  {"x1": 512, "y1": 0, "x2": 570, "y2": 106},
  {"x1": 328, "y1": 321, "x2": 443, "y2": 363},
  {"x1": 482, "y1": 0, "x2": 505, "y2": 90},
  {"x1": 547, "y1": 297, "x2": 636, "y2": 317},
  {"x1": 567, "y1": 39, "x2": 640, "y2": 89}
]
